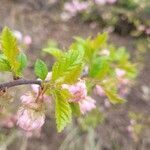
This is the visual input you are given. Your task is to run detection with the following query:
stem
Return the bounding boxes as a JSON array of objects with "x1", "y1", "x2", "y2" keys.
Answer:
[{"x1": 0, "y1": 79, "x2": 42, "y2": 90}]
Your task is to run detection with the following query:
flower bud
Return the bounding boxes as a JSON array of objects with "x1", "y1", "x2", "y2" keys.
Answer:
[
  {"x1": 79, "y1": 96, "x2": 96, "y2": 114},
  {"x1": 17, "y1": 107, "x2": 45, "y2": 132}
]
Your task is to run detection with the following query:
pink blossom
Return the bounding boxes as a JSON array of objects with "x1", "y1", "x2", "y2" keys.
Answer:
[
  {"x1": 127, "y1": 125, "x2": 134, "y2": 133},
  {"x1": 23, "y1": 35, "x2": 32, "y2": 45},
  {"x1": 31, "y1": 84, "x2": 40, "y2": 94},
  {"x1": 61, "y1": 12, "x2": 73, "y2": 21},
  {"x1": 20, "y1": 92, "x2": 35, "y2": 105},
  {"x1": 62, "y1": 79, "x2": 87, "y2": 102},
  {"x1": 95, "y1": 0, "x2": 106, "y2": 5},
  {"x1": 119, "y1": 78, "x2": 129, "y2": 85},
  {"x1": 145, "y1": 27, "x2": 150, "y2": 35},
  {"x1": 62, "y1": 80, "x2": 96, "y2": 114},
  {"x1": 79, "y1": 96, "x2": 96, "y2": 114},
  {"x1": 106, "y1": 0, "x2": 117, "y2": 4},
  {"x1": 94, "y1": 85, "x2": 105, "y2": 97},
  {"x1": 31, "y1": 84, "x2": 51, "y2": 103},
  {"x1": 104, "y1": 99, "x2": 111, "y2": 108},
  {"x1": 0, "y1": 115, "x2": 17, "y2": 128},
  {"x1": 115, "y1": 68, "x2": 126, "y2": 77},
  {"x1": 17, "y1": 107, "x2": 45, "y2": 131},
  {"x1": 138, "y1": 25, "x2": 145, "y2": 31},
  {"x1": 119, "y1": 86, "x2": 129, "y2": 97},
  {"x1": 64, "y1": 0, "x2": 89, "y2": 15}
]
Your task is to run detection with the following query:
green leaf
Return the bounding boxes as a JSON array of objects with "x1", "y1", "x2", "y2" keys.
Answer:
[
  {"x1": 91, "y1": 32, "x2": 108, "y2": 50},
  {"x1": 104, "y1": 89, "x2": 126, "y2": 104},
  {"x1": 1, "y1": 27, "x2": 20, "y2": 74},
  {"x1": 70, "y1": 103, "x2": 81, "y2": 116},
  {"x1": 34, "y1": 59, "x2": 48, "y2": 80},
  {"x1": 52, "y1": 49, "x2": 84, "y2": 84},
  {"x1": 43, "y1": 47, "x2": 64, "y2": 60},
  {"x1": 0, "y1": 56, "x2": 10, "y2": 71},
  {"x1": 54, "y1": 89, "x2": 72, "y2": 132},
  {"x1": 17, "y1": 53, "x2": 27, "y2": 73},
  {"x1": 89, "y1": 57, "x2": 109, "y2": 79},
  {"x1": 73, "y1": 33, "x2": 107, "y2": 64}
]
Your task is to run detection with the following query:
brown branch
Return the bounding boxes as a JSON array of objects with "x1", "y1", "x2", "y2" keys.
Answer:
[{"x1": 0, "y1": 79, "x2": 42, "y2": 90}]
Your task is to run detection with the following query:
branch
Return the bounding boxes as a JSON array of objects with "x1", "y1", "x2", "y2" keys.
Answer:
[{"x1": 0, "y1": 79, "x2": 42, "y2": 90}]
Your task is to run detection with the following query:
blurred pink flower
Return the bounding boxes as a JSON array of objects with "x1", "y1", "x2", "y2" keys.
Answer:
[
  {"x1": 106, "y1": 0, "x2": 117, "y2": 4},
  {"x1": 94, "y1": 85, "x2": 105, "y2": 97},
  {"x1": 64, "y1": 0, "x2": 89, "y2": 16},
  {"x1": 0, "y1": 115, "x2": 17, "y2": 128},
  {"x1": 23, "y1": 35, "x2": 32, "y2": 45},
  {"x1": 104, "y1": 99, "x2": 111, "y2": 108},
  {"x1": 21, "y1": 92, "x2": 35, "y2": 105},
  {"x1": 62, "y1": 79, "x2": 87, "y2": 102},
  {"x1": 127, "y1": 125, "x2": 134, "y2": 133},
  {"x1": 63, "y1": 80, "x2": 96, "y2": 114},
  {"x1": 95, "y1": 0, "x2": 106, "y2": 5},
  {"x1": 17, "y1": 107, "x2": 45, "y2": 131},
  {"x1": 116, "y1": 68, "x2": 126, "y2": 77},
  {"x1": 145, "y1": 27, "x2": 150, "y2": 35},
  {"x1": 79, "y1": 96, "x2": 96, "y2": 114}
]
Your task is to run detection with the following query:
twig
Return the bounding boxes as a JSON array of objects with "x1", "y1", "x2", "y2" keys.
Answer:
[{"x1": 0, "y1": 79, "x2": 42, "y2": 90}]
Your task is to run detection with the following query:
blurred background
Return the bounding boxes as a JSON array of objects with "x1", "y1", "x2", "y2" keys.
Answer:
[{"x1": 0, "y1": 0, "x2": 149, "y2": 150}]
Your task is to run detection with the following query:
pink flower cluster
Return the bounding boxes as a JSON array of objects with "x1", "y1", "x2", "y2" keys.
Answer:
[
  {"x1": 17, "y1": 73, "x2": 52, "y2": 133},
  {"x1": 94, "y1": 85, "x2": 111, "y2": 108},
  {"x1": 115, "y1": 68, "x2": 129, "y2": 98},
  {"x1": 0, "y1": 114, "x2": 17, "y2": 128},
  {"x1": 17, "y1": 106, "x2": 45, "y2": 132},
  {"x1": 17, "y1": 90, "x2": 46, "y2": 133},
  {"x1": 137, "y1": 25, "x2": 150, "y2": 35},
  {"x1": 13, "y1": 30, "x2": 32, "y2": 46},
  {"x1": 62, "y1": 79, "x2": 96, "y2": 114},
  {"x1": 95, "y1": 0, "x2": 117, "y2": 5},
  {"x1": 61, "y1": 0, "x2": 89, "y2": 20}
]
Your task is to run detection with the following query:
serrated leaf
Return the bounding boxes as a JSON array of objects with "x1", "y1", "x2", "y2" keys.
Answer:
[
  {"x1": 0, "y1": 56, "x2": 10, "y2": 71},
  {"x1": 52, "y1": 49, "x2": 84, "y2": 84},
  {"x1": 1, "y1": 27, "x2": 20, "y2": 74},
  {"x1": 34, "y1": 59, "x2": 48, "y2": 80},
  {"x1": 91, "y1": 32, "x2": 108, "y2": 50},
  {"x1": 43, "y1": 47, "x2": 64, "y2": 60},
  {"x1": 104, "y1": 89, "x2": 126, "y2": 104},
  {"x1": 89, "y1": 57, "x2": 109, "y2": 79},
  {"x1": 73, "y1": 33, "x2": 107, "y2": 64},
  {"x1": 54, "y1": 89, "x2": 72, "y2": 132},
  {"x1": 70, "y1": 103, "x2": 81, "y2": 116},
  {"x1": 17, "y1": 53, "x2": 27, "y2": 73}
]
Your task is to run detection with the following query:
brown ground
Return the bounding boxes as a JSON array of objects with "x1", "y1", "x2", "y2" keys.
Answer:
[{"x1": 0, "y1": 0, "x2": 150, "y2": 150}]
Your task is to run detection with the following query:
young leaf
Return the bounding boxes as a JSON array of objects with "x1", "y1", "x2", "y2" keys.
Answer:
[
  {"x1": 1, "y1": 27, "x2": 20, "y2": 74},
  {"x1": 73, "y1": 33, "x2": 107, "y2": 64},
  {"x1": 89, "y1": 57, "x2": 109, "y2": 79},
  {"x1": 34, "y1": 59, "x2": 48, "y2": 80},
  {"x1": 43, "y1": 47, "x2": 64, "y2": 60},
  {"x1": 104, "y1": 89, "x2": 126, "y2": 104},
  {"x1": 52, "y1": 49, "x2": 84, "y2": 84},
  {"x1": 0, "y1": 57, "x2": 10, "y2": 71},
  {"x1": 17, "y1": 53, "x2": 27, "y2": 73},
  {"x1": 54, "y1": 89, "x2": 72, "y2": 132},
  {"x1": 70, "y1": 103, "x2": 81, "y2": 116}
]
